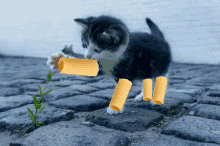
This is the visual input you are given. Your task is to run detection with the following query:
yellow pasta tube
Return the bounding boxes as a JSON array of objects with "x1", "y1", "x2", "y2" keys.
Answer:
[
  {"x1": 58, "y1": 57, "x2": 99, "y2": 76},
  {"x1": 143, "y1": 79, "x2": 152, "y2": 101},
  {"x1": 152, "y1": 77, "x2": 168, "y2": 104},
  {"x1": 109, "y1": 79, "x2": 132, "y2": 111}
]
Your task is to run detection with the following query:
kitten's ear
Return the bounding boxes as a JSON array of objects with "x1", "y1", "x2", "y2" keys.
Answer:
[
  {"x1": 74, "y1": 18, "x2": 88, "y2": 27},
  {"x1": 74, "y1": 16, "x2": 95, "y2": 27}
]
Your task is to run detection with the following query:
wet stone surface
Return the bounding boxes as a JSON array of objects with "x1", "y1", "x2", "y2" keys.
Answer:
[{"x1": 0, "y1": 56, "x2": 220, "y2": 146}]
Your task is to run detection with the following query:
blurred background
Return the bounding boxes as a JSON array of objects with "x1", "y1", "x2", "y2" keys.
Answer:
[{"x1": 0, "y1": 0, "x2": 219, "y2": 64}]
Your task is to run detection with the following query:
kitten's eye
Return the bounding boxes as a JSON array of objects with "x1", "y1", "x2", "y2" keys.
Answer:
[
  {"x1": 102, "y1": 31, "x2": 108, "y2": 35},
  {"x1": 94, "y1": 49, "x2": 102, "y2": 53}
]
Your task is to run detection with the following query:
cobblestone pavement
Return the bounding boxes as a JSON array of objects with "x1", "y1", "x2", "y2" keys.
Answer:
[{"x1": 0, "y1": 56, "x2": 220, "y2": 146}]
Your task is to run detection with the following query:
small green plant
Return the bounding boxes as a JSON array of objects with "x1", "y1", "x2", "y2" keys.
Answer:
[
  {"x1": 15, "y1": 130, "x2": 20, "y2": 133},
  {"x1": 172, "y1": 110, "x2": 176, "y2": 113},
  {"x1": 154, "y1": 121, "x2": 163, "y2": 127},
  {"x1": 15, "y1": 60, "x2": 62, "y2": 135}
]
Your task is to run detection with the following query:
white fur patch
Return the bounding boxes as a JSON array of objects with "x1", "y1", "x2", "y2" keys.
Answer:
[
  {"x1": 134, "y1": 90, "x2": 143, "y2": 102},
  {"x1": 106, "y1": 106, "x2": 125, "y2": 114},
  {"x1": 84, "y1": 49, "x2": 88, "y2": 58}
]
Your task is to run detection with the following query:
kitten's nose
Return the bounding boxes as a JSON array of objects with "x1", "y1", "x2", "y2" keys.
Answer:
[{"x1": 86, "y1": 55, "x2": 91, "y2": 59}]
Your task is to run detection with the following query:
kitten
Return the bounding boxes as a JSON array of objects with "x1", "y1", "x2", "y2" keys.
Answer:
[{"x1": 74, "y1": 15, "x2": 172, "y2": 114}]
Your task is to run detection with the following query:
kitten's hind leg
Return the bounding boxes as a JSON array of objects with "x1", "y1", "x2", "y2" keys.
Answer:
[
  {"x1": 150, "y1": 72, "x2": 170, "y2": 106},
  {"x1": 135, "y1": 78, "x2": 156, "y2": 102},
  {"x1": 135, "y1": 80, "x2": 144, "y2": 102}
]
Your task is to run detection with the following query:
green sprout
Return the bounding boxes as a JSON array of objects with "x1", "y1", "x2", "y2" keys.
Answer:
[
  {"x1": 154, "y1": 121, "x2": 163, "y2": 127},
  {"x1": 15, "y1": 56, "x2": 64, "y2": 135},
  {"x1": 172, "y1": 110, "x2": 176, "y2": 113}
]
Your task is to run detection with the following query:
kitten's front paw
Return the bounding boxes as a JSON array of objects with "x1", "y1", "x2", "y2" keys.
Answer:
[
  {"x1": 106, "y1": 106, "x2": 124, "y2": 114},
  {"x1": 46, "y1": 51, "x2": 69, "y2": 70}
]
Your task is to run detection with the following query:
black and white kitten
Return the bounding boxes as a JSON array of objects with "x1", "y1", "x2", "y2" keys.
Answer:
[{"x1": 74, "y1": 15, "x2": 172, "y2": 114}]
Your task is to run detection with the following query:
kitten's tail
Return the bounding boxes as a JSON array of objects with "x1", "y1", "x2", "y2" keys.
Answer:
[{"x1": 146, "y1": 18, "x2": 165, "y2": 40}]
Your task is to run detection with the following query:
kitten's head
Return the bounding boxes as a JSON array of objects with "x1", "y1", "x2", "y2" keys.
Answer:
[{"x1": 74, "y1": 15, "x2": 129, "y2": 61}]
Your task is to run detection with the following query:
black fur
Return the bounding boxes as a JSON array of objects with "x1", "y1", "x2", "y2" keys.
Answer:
[
  {"x1": 146, "y1": 18, "x2": 165, "y2": 40},
  {"x1": 112, "y1": 33, "x2": 171, "y2": 82}
]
